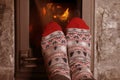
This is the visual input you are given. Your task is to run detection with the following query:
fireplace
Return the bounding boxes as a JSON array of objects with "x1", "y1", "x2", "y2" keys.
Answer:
[{"x1": 15, "y1": 0, "x2": 94, "y2": 80}]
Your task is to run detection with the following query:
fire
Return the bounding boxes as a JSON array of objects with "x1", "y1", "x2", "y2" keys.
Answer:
[
  {"x1": 42, "y1": 7, "x2": 46, "y2": 16},
  {"x1": 59, "y1": 8, "x2": 69, "y2": 21},
  {"x1": 41, "y1": 3, "x2": 70, "y2": 21}
]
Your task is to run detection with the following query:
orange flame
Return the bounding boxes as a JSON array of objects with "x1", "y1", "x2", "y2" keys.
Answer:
[
  {"x1": 59, "y1": 8, "x2": 69, "y2": 21},
  {"x1": 42, "y1": 7, "x2": 46, "y2": 16}
]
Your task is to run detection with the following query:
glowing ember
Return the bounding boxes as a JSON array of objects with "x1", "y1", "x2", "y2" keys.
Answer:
[
  {"x1": 53, "y1": 15, "x2": 57, "y2": 19},
  {"x1": 57, "y1": 5, "x2": 62, "y2": 8}
]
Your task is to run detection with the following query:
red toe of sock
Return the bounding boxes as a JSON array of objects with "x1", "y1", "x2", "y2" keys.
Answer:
[
  {"x1": 42, "y1": 22, "x2": 62, "y2": 37},
  {"x1": 67, "y1": 17, "x2": 89, "y2": 30}
]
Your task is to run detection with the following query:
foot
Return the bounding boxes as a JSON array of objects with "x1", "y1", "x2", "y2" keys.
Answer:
[
  {"x1": 66, "y1": 17, "x2": 95, "y2": 80},
  {"x1": 41, "y1": 22, "x2": 71, "y2": 80}
]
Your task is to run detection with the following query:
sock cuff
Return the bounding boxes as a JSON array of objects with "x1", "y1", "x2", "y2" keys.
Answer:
[
  {"x1": 42, "y1": 22, "x2": 62, "y2": 37},
  {"x1": 67, "y1": 17, "x2": 90, "y2": 30}
]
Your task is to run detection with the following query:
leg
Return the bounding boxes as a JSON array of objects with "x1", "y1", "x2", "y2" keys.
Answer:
[
  {"x1": 41, "y1": 22, "x2": 71, "y2": 80},
  {"x1": 66, "y1": 17, "x2": 95, "y2": 80}
]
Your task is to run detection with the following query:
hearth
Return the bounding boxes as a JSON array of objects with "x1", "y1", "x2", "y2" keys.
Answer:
[{"x1": 15, "y1": 0, "x2": 94, "y2": 80}]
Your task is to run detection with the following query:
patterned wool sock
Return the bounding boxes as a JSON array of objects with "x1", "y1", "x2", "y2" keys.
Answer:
[
  {"x1": 66, "y1": 17, "x2": 95, "y2": 80},
  {"x1": 41, "y1": 22, "x2": 71, "y2": 80}
]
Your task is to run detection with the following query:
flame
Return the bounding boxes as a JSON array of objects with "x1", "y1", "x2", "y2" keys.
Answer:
[
  {"x1": 59, "y1": 8, "x2": 69, "y2": 21},
  {"x1": 41, "y1": 3, "x2": 69, "y2": 21},
  {"x1": 42, "y1": 7, "x2": 46, "y2": 16}
]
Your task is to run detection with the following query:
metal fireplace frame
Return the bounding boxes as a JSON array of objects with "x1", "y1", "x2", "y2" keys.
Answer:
[{"x1": 15, "y1": 0, "x2": 95, "y2": 80}]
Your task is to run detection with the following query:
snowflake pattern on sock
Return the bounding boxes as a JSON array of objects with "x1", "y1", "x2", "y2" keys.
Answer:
[
  {"x1": 66, "y1": 28, "x2": 94, "y2": 80},
  {"x1": 41, "y1": 31, "x2": 71, "y2": 80}
]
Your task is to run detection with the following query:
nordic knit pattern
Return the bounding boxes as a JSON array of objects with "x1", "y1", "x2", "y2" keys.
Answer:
[
  {"x1": 66, "y1": 18, "x2": 94, "y2": 80},
  {"x1": 41, "y1": 22, "x2": 71, "y2": 80}
]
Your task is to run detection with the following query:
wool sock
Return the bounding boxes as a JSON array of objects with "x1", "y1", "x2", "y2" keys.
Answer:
[
  {"x1": 66, "y1": 17, "x2": 95, "y2": 80},
  {"x1": 41, "y1": 22, "x2": 71, "y2": 80}
]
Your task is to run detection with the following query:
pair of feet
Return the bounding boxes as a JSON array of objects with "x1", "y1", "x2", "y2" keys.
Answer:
[{"x1": 41, "y1": 17, "x2": 95, "y2": 80}]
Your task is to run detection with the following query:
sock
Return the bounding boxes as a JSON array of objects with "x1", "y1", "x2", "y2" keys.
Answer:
[
  {"x1": 41, "y1": 22, "x2": 71, "y2": 80},
  {"x1": 66, "y1": 17, "x2": 95, "y2": 80}
]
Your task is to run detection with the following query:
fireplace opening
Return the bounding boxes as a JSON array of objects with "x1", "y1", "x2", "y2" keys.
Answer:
[
  {"x1": 15, "y1": 0, "x2": 95, "y2": 79},
  {"x1": 29, "y1": 0, "x2": 82, "y2": 60}
]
